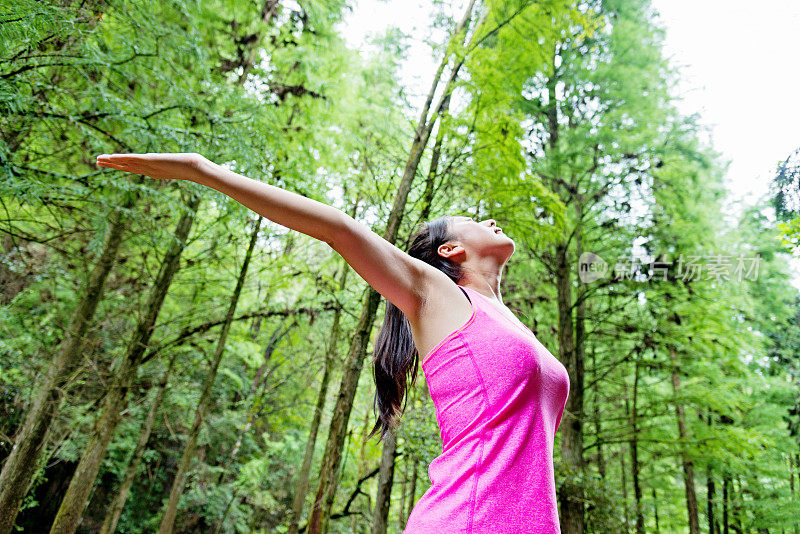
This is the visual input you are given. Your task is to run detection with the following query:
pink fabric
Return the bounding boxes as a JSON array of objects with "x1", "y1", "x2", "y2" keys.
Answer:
[{"x1": 404, "y1": 284, "x2": 570, "y2": 533}]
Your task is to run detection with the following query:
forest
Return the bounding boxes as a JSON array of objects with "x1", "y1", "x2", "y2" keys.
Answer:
[{"x1": 1, "y1": 0, "x2": 798, "y2": 532}]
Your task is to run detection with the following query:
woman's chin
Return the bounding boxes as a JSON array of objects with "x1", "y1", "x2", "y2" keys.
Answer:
[{"x1": 499, "y1": 239, "x2": 515, "y2": 260}]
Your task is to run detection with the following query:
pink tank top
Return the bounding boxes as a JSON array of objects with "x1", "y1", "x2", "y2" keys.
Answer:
[{"x1": 404, "y1": 284, "x2": 570, "y2": 533}]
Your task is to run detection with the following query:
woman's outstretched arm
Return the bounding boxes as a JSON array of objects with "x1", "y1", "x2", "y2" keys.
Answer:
[{"x1": 96, "y1": 152, "x2": 436, "y2": 321}]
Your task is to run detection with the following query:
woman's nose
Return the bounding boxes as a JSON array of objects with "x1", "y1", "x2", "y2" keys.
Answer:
[{"x1": 485, "y1": 219, "x2": 496, "y2": 227}]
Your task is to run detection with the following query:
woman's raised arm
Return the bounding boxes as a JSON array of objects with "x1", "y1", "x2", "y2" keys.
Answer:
[{"x1": 96, "y1": 152, "x2": 435, "y2": 321}]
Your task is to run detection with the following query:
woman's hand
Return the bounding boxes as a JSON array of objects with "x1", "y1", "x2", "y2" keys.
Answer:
[{"x1": 95, "y1": 152, "x2": 210, "y2": 183}]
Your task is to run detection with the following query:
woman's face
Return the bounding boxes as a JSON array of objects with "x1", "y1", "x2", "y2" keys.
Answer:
[{"x1": 441, "y1": 215, "x2": 515, "y2": 264}]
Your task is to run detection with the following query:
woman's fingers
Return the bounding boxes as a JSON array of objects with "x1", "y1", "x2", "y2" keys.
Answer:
[
  {"x1": 96, "y1": 158, "x2": 134, "y2": 167},
  {"x1": 96, "y1": 160, "x2": 141, "y2": 172},
  {"x1": 96, "y1": 161, "x2": 123, "y2": 168},
  {"x1": 94, "y1": 152, "x2": 202, "y2": 181},
  {"x1": 97, "y1": 153, "x2": 178, "y2": 161},
  {"x1": 97, "y1": 154, "x2": 143, "y2": 164}
]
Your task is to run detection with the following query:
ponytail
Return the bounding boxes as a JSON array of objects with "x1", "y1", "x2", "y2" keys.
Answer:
[{"x1": 368, "y1": 215, "x2": 463, "y2": 442}]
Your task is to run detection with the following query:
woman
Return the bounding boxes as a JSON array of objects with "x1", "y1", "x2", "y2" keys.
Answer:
[{"x1": 95, "y1": 152, "x2": 571, "y2": 533}]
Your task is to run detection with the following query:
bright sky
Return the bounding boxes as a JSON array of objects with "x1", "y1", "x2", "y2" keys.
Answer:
[
  {"x1": 652, "y1": 0, "x2": 800, "y2": 209},
  {"x1": 339, "y1": 0, "x2": 800, "y2": 281}
]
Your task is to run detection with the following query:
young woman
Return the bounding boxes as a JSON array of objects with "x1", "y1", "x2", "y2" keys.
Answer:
[{"x1": 95, "y1": 152, "x2": 571, "y2": 533}]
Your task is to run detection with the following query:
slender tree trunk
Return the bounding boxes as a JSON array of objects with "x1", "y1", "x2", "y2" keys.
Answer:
[
  {"x1": 397, "y1": 456, "x2": 408, "y2": 532},
  {"x1": 670, "y1": 348, "x2": 700, "y2": 534},
  {"x1": 307, "y1": 290, "x2": 382, "y2": 534},
  {"x1": 355, "y1": 411, "x2": 372, "y2": 534},
  {"x1": 287, "y1": 197, "x2": 357, "y2": 534},
  {"x1": 100, "y1": 353, "x2": 177, "y2": 534},
  {"x1": 306, "y1": 4, "x2": 478, "y2": 532},
  {"x1": 0, "y1": 199, "x2": 132, "y2": 534},
  {"x1": 591, "y1": 346, "x2": 605, "y2": 480},
  {"x1": 208, "y1": 321, "x2": 294, "y2": 534},
  {"x1": 620, "y1": 443, "x2": 629, "y2": 529},
  {"x1": 652, "y1": 486, "x2": 659, "y2": 534},
  {"x1": 406, "y1": 456, "x2": 418, "y2": 523},
  {"x1": 556, "y1": 240, "x2": 583, "y2": 534},
  {"x1": 414, "y1": 84, "x2": 452, "y2": 230},
  {"x1": 158, "y1": 217, "x2": 262, "y2": 534},
  {"x1": 733, "y1": 476, "x2": 744, "y2": 534},
  {"x1": 50, "y1": 195, "x2": 200, "y2": 534},
  {"x1": 723, "y1": 472, "x2": 729, "y2": 534},
  {"x1": 218, "y1": 321, "x2": 293, "y2": 481},
  {"x1": 371, "y1": 428, "x2": 397, "y2": 534},
  {"x1": 791, "y1": 454, "x2": 798, "y2": 534},
  {"x1": 549, "y1": 43, "x2": 583, "y2": 530},
  {"x1": 393, "y1": 387, "x2": 417, "y2": 531},
  {"x1": 707, "y1": 413, "x2": 717, "y2": 534},
  {"x1": 574, "y1": 199, "x2": 589, "y2": 517},
  {"x1": 287, "y1": 305, "x2": 342, "y2": 534},
  {"x1": 630, "y1": 356, "x2": 644, "y2": 534}
]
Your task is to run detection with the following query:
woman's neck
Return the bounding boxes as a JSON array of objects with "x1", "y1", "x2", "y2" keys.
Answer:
[{"x1": 459, "y1": 270, "x2": 503, "y2": 303}]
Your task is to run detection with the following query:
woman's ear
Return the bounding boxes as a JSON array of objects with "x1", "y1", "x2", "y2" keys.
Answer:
[{"x1": 437, "y1": 242, "x2": 465, "y2": 261}]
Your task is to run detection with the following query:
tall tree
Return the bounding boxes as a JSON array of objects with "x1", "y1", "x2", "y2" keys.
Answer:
[
  {"x1": 0, "y1": 200, "x2": 132, "y2": 533},
  {"x1": 306, "y1": 2, "x2": 483, "y2": 531},
  {"x1": 516, "y1": 1, "x2": 673, "y2": 529},
  {"x1": 99, "y1": 353, "x2": 177, "y2": 534},
  {"x1": 49, "y1": 193, "x2": 200, "y2": 534},
  {"x1": 0, "y1": 0, "x2": 258, "y2": 527},
  {"x1": 158, "y1": 216, "x2": 262, "y2": 534},
  {"x1": 371, "y1": 428, "x2": 397, "y2": 534},
  {"x1": 670, "y1": 345, "x2": 700, "y2": 534}
]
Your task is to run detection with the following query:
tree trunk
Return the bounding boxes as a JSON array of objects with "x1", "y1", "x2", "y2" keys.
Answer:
[
  {"x1": 305, "y1": 3, "x2": 479, "y2": 531},
  {"x1": 550, "y1": 42, "x2": 583, "y2": 529},
  {"x1": 397, "y1": 455, "x2": 408, "y2": 532},
  {"x1": 354, "y1": 411, "x2": 373, "y2": 534},
  {"x1": 209, "y1": 321, "x2": 294, "y2": 534},
  {"x1": 652, "y1": 486, "x2": 659, "y2": 534},
  {"x1": 287, "y1": 191, "x2": 358, "y2": 534},
  {"x1": 791, "y1": 454, "x2": 799, "y2": 534},
  {"x1": 0, "y1": 200, "x2": 132, "y2": 534},
  {"x1": 405, "y1": 456, "x2": 418, "y2": 523},
  {"x1": 307, "y1": 289, "x2": 382, "y2": 534},
  {"x1": 413, "y1": 80, "x2": 453, "y2": 232},
  {"x1": 393, "y1": 386, "x2": 416, "y2": 531},
  {"x1": 286, "y1": 276, "x2": 346, "y2": 533},
  {"x1": 220, "y1": 321, "x2": 293, "y2": 480},
  {"x1": 706, "y1": 469, "x2": 715, "y2": 534},
  {"x1": 707, "y1": 413, "x2": 718, "y2": 534},
  {"x1": 630, "y1": 356, "x2": 644, "y2": 534},
  {"x1": 99, "y1": 354, "x2": 177, "y2": 534},
  {"x1": 50, "y1": 195, "x2": 200, "y2": 534},
  {"x1": 670, "y1": 348, "x2": 700, "y2": 534},
  {"x1": 723, "y1": 472, "x2": 729, "y2": 534},
  {"x1": 158, "y1": 217, "x2": 261, "y2": 534},
  {"x1": 620, "y1": 443, "x2": 629, "y2": 529},
  {"x1": 556, "y1": 240, "x2": 583, "y2": 534},
  {"x1": 733, "y1": 476, "x2": 744, "y2": 534},
  {"x1": 591, "y1": 346, "x2": 605, "y2": 480},
  {"x1": 371, "y1": 428, "x2": 397, "y2": 534}
]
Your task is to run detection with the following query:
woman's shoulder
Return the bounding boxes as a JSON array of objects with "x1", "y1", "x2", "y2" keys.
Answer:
[
  {"x1": 417, "y1": 270, "x2": 474, "y2": 320},
  {"x1": 413, "y1": 273, "x2": 475, "y2": 366}
]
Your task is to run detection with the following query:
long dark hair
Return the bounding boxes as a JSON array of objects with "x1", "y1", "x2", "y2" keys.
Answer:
[{"x1": 368, "y1": 215, "x2": 464, "y2": 442}]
